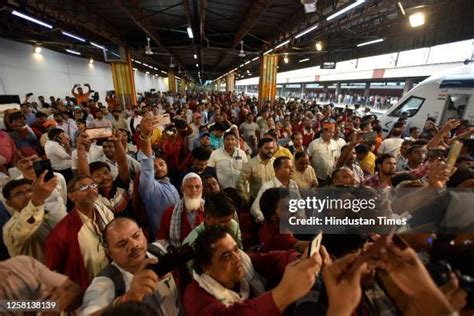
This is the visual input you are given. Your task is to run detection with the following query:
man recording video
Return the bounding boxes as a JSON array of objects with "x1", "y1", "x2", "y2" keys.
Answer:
[{"x1": 80, "y1": 217, "x2": 181, "y2": 315}]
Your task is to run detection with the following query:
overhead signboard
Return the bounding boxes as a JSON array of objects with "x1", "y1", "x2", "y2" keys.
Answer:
[{"x1": 321, "y1": 62, "x2": 337, "y2": 69}]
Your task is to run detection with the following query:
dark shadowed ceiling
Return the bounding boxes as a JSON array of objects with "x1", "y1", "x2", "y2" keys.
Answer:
[{"x1": 1, "y1": 0, "x2": 473, "y2": 84}]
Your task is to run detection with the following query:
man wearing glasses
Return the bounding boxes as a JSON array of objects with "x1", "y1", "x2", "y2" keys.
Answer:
[{"x1": 45, "y1": 175, "x2": 114, "y2": 290}]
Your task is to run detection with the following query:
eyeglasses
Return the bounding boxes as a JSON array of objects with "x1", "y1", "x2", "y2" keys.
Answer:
[{"x1": 77, "y1": 183, "x2": 98, "y2": 192}]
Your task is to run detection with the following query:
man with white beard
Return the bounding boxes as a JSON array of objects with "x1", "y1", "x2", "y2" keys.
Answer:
[{"x1": 156, "y1": 172, "x2": 205, "y2": 247}]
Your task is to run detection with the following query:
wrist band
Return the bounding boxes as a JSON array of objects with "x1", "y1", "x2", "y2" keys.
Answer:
[{"x1": 140, "y1": 132, "x2": 152, "y2": 141}]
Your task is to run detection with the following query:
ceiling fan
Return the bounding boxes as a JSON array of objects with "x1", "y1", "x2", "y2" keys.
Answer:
[{"x1": 238, "y1": 41, "x2": 245, "y2": 57}]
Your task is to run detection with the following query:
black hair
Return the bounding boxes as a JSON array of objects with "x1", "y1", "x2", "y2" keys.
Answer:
[
  {"x1": 204, "y1": 192, "x2": 236, "y2": 218},
  {"x1": 213, "y1": 123, "x2": 227, "y2": 132},
  {"x1": 391, "y1": 172, "x2": 418, "y2": 187},
  {"x1": 89, "y1": 161, "x2": 111, "y2": 175},
  {"x1": 223, "y1": 131, "x2": 236, "y2": 140},
  {"x1": 76, "y1": 118, "x2": 86, "y2": 125},
  {"x1": 191, "y1": 146, "x2": 212, "y2": 161},
  {"x1": 273, "y1": 156, "x2": 290, "y2": 170},
  {"x1": 257, "y1": 137, "x2": 273, "y2": 148},
  {"x1": 2, "y1": 178, "x2": 33, "y2": 199},
  {"x1": 47, "y1": 128, "x2": 64, "y2": 141},
  {"x1": 35, "y1": 111, "x2": 47, "y2": 118},
  {"x1": 294, "y1": 151, "x2": 308, "y2": 161},
  {"x1": 360, "y1": 121, "x2": 371, "y2": 129},
  {"x1": 193, "y1": 226, "x2": 230, "y2": 274},
  {"x1": 355, "y1": 144, "x2": 370, "y2": 154},
  {"x1": 375, "y1": 154, "x2": 394, "y2": 166},
  {"x1": 264, "y1": 129, "x2": 277, "y2": 140},
  {"x1": 260, "y1": 188, "x2": 289, "y2": 224},
  {"x1": 446, "y1": 167, "x2": 474, "y2": 188},
  {"x1": 9, "y1": 111, "x2": 26, "y2": 122},
  {"x1": 409, "y1": 126, "x2": 420, "y2": 133},
  {"x1": 393, "y1": 122, "x2": 405, "y2": 129}
]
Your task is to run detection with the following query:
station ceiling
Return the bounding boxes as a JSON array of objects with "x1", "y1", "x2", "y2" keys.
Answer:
[{"x1": 0, "y1": 0, "x2": 473, "y2": 84}]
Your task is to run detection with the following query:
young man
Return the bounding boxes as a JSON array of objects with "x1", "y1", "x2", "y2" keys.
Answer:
[
  {"x1": 183, "y1": 192, "x2": 242, "y2": 248},
  {"x1": 80, "y1": 218, "x2": 181, "y2": 315},
  {"x1": 307, "y1": 122, "x2": 339, "y2": 185},
  {"x1": 137, "y1": 116, "x2": 180, "y2": 239},
  {"x1": 355, "y1": 143, "x2": 376, "y2": 175},
  {"x1": 2, "y1": 174, "x2": 59, "y2": 261},
  {"x1": 71, "y1": 83, "x2": 91, "y2": 105},
  {"x1": 364, "y1": 154, "x2": 397, "y2": 189}
]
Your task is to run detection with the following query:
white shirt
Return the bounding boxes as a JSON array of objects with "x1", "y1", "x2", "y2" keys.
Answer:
[
  {"x1": 71, "y1": 144, "x2": 105, "y2": 170},
  {"x1": 79, "y1": 242, "x2": 180, "y2": 316},
  {"x1": 44, "y1": 140, "x2": 72, "y2": 170},
  {"x1": 251, "y1": 177, "x2": 301, "y2": 223},
  {"x1": 208, "y1": 147, "x2": 248, "y2": 189},
  {"x1": 378, "y1": 138, "x2": 404, "y2": 159},
  {"x1": 307, "y1": 138, "x2": 339, "y2": 180}
]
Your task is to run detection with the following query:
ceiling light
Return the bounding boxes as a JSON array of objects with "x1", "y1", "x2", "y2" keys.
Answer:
[
  {"x1": 263, "y1": 48, "x2": 273, "y2": 55},
  {"x1": 239, "y1": 64, "x2": 244, "y2": 68},
  {"x1": 284, "y1": 55, "x2": 289, "y2": 63},
  {"x1": 397, "y1": 2, "x2": 406, "y2": 16},
  {"x1": 299, "y1": 58, "x2": 310, "y2": 63},
  {"x1": 161, "y1": 70, "x2": 167, "y2": 75},
  {"x1": 61, "y1": 31, "x2": 86, "y2": 42},
  {"x1": 409, "y1": 12, "x2": 425, "y2": 28},
  {"x1": 327, "y1": 0, "x2": 366, "y2": 21},
  {"x1": 146, "y1": 71, "x2": 150, "y2": 74},
  {"x1": 143, "y1": 63, "x2": 149, "y2": 67},
  {"x1": 194, "y1": 54, "x2": 197, "y2": 59},
  {"x1": 196, "y1": 64, "x2": 199, "y2": 67},
  {"x1": 34, "y1": 45, "x2": 42, "y2": 54},
  {"x1": 275, "y1": 40, "x2": 290, "y2": 49},
  {"x1": 11, "y1": 10, "x2": 52, "y2": 29},
  {"x1": 187, "y1": 26, "x2": 194, "y2": 39},
  {"x1": 89, "y1": 58, "x2": 94, "y2": 64},
  {"x1": 295, "y1": 24, "x2": 318, "y2": 39},
  {"x1": 133, "y1": 68, "x2": 138, "y2": 71},
  {"x1": 244, "y1": 61, "x2": 250, "y2": 65},
  {"x1": 135, "y1": 60, "x2": 142, "y2": 65},
  {"x1": 65, "y1": 49, "x2": 81, "y2": 55},
  {"x1": 301, "y1": 0, "x2": 317, "y2": 14},
  {"x1": 90, "y1": 42, "x2": 105, "y2": 50},
  {"x1": 252, "y1": 57, "x2": 260, "y2": 62},
  {"x1": 357, "y1": 38, "x2": 384, "y2": 47},
  {"x1": 315, "y1": 41, "x2": 323, "y2": 51},
  {"x1": 153, "y1": 67, "x2": 158, "y2": 70}
]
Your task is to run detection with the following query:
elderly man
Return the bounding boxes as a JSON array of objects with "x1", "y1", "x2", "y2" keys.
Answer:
[
  {"x1": 80, "y1": 218, "x2": 181, "y2": 316},
  {"x1": 45, "y1": 175, "x2": 115, "y2": 290},
  {"x1": 157, "y1": 172, "x2": 205, "y2": 247},
  {"x1": 184, "y1": 226, "x2": 324, "y2": 316},
  {"x1": 2, "y1": 173, "x2": 59, "y2": 262},
  {"x1": 138, "y1": 116, "x2": 180, "y2": 239}
]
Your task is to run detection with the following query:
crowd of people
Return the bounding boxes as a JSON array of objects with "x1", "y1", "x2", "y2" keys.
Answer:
[{"x1": 0, "y1": 84, "x2": 473, "y2": 315}]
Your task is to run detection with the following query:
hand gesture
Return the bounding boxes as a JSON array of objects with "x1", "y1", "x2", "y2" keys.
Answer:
[
  {"x1": 140, "y1": 116, "x2": 160, "y2": 136},
  {"x1": 58, "y1": 133, "x2": 70, "y2": 146},
  {"x1": 126, "y1": 258, "x2": 159, "y2": 302},
  {"x1": 427, "y1": 160, "x2": 454, "y2": 188},
  {"x1": 441, "y1": 119, "x2": 461, "y2": 134},
  {"x1": 323, "y1": 252, "x2": 366, "y2": 316},
  {"x1": 31, "y1": 171, "x2": 58, "y2": 206},
  {"x1": 76, "y1": 133, "x2": 91, "y2": 152}
]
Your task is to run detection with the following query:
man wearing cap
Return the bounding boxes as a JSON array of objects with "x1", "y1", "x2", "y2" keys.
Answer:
[
  {"x1": 157, "y1": 172, "x2": 205, "y2": 247},
  {"x1": 307, "y1": 122, "x2": 340, "y2": 185}
]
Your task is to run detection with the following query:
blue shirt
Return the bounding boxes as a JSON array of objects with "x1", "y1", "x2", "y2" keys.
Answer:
[
  {"x1": 210, "y1": 133, "x2": 223, "y2": 150},
  {"x1": 138, "y1": 151, "x2": 180, "y2": 239},
  {"x1": 0, "y1": 202, "x2": 12, "y2": 260}
]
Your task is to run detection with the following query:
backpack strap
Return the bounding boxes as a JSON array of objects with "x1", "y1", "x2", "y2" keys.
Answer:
[{"x1": 97, "y1": 265, "x2": 126, "y2": 298}]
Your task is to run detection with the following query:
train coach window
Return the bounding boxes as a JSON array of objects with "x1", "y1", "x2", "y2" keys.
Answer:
[{"x1": 388, "y1": 96, "x2": 425, "y2": 117}]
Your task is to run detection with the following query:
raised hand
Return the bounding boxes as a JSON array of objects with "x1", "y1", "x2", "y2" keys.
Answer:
[{"x1": 31, "y1": 171, "x2": 58, "y2": 206}]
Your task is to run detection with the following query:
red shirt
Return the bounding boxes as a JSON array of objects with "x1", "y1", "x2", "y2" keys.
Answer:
[
  {"x1": 259, "y1": 224, "x2": 298, "y2": 253},
  {"x1": 156, "y1": 203, "x2": 204, "y2": 242},
  {"x1": 184, "y1": 250, "x2": 299, "y2": 316}
]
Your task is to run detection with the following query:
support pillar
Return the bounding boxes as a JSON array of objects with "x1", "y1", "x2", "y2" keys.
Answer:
[
  {"x1": 216, "y1": 79, "x2": 223, "y2": 92},
  {"x1": 258, "y1": 53, "x2": 278, "y2": 108},
  {"x1": 178, "y1": 77, "x2": 186, "y2": 94},
  {"x1": 364, "y1": 82, "x2": 370, "y2": 105},
  {"x1": 111, "y1": 51, "x2": 136, "y2": 109},
  {"x1": 335, "y1": 82, "x2": 342, "y2": 104},
  {"x1": 168, "y1": 71, "x2": 177, "y2": 94},
  {"x1": 226, "y1": 73, "x2": 235, "y2": 92},
  {"x1": 403, "y1": 79, "x2": 414, "y2": 95}
]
